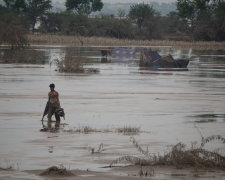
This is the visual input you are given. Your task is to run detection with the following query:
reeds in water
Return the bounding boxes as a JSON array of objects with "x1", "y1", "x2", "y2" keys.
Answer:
[{"x1": 28, "y1": 34, "x2": 225, "y2": 50}]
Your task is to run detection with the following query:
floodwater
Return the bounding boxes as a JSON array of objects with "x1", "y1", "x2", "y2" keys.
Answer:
[{"x1": 0, "y1": 46, "x2": 225, "y2": 179}]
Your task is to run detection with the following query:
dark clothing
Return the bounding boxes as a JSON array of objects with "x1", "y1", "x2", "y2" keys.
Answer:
[{"x1": 47, "y1": 90, "x2": 60, "y2": 128}]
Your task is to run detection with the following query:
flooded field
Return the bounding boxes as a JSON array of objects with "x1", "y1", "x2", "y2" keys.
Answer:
[{"x1": 0, "y1": 46, "x2": 225, "y2": 179}]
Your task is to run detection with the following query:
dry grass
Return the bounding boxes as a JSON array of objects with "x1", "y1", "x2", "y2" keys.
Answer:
[
  {"x1": 28, "y1": 34, "x2": 225, "y2": 50},
  {"x1": 110, "y1": 136, "x2": 225, "y2": 170}
]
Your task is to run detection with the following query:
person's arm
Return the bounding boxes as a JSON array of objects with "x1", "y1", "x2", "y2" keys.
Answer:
[
  {"x1": 48, "y1": 92, "x2": 50, "y2": 102},
  {"x1": 56, "y1": 91, "x2": 60, "y2": 107},
  {"x1": 56, "y1": 92, "x2": 59, "y2": 102}
]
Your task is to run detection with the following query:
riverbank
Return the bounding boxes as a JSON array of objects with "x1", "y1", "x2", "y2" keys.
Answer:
[{"x1": 27, "y1": 34, "x2": 225, "y2": 50}]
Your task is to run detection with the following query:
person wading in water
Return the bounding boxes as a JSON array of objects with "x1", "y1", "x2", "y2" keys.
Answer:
[{"x1": 48, "y1": 83, "x2": 61, "y2": 129}]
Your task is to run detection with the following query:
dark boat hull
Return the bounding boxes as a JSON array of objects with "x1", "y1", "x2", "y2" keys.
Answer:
[{"x1": 140, "y1": 49, "x2": 189, "y2": 69}]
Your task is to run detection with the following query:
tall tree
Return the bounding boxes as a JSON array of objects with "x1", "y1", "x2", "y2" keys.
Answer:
[
  {"x1": 128, "y1": 3, "x2": 156, "y2": 30},
  {"x1": 13, "y1": 0, "x2": 26, "y2": 13},
  {"x1": 211, "y1": 1, "x2": 225, "y2": 40},
  {"x1": 65, "y1": 0, "x2": 103, "y2": 15},
  {"x1": 117, "y1": 8, "x2": 126, "y2": 19},
  {"x1": 25, "y1": 0, "x2": 52, "y2": 32},
  {"x1": 3, "y1": 0, "x2": 15, "y2": 9},
  {"x1": 0, "y1": 13, "x2": 28, "y2": 49},
  {"x1": 176, "y1": 0, "x2": 225, "y2": 40},
  {"x1": 3, "y1": 0, "x2": 26, "y2": 12},
  {"x1": 176, "y1": 0, "x2": 195, "y2": 27}
]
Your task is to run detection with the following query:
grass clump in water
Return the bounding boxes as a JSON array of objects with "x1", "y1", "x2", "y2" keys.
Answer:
[
  {"x1": 63, "y1": 125, "x2": 141, "y2": 134},
  {"x1": 54, "y1": 50, "x2": 99, "y2": 73},
  {"x1": 63, "y1": 126, "x2": 104, "y2": 134},
  {"x1": 110, "y1": 136, "x2": 225, "y2": 170},
  {"x1": 40, "y1": 165, "x2": 74, "y2": 176},
  {"x1": 116, "y1": 126, "x2": 140, "y2": 135}
]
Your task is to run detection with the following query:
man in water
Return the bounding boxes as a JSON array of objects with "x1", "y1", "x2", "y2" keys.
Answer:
[{"x1": 47, "y1": 83, "x2": 61, "y2": 129}]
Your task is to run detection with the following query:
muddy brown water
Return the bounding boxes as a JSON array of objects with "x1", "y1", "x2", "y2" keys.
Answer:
[{"x1": 0, "y1": 46, "x2": 225, "y2": 179}]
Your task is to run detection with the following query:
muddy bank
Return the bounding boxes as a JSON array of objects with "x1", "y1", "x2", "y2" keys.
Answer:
[{"x1": 1, "y1": 166, "x2": 225, "y2": 180}]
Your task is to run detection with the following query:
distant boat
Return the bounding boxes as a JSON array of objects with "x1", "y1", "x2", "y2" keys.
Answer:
[{"x1": 139, "y1": 48, "x2": 189, "y2": 69}]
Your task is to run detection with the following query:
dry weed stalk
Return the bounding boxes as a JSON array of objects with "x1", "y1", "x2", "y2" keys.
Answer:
[
  {"x1": 110, "y1": 136, "x2": 225, "y2": 169},
  {"x1": 201, "y1": 135, "x2": 225, "y2": 147},
  {"x1": 139, "y1": 166, "x2": 155, "y2": 177},
  {"x1": 90, "y1": 143, "x2": 105, "y2": 154}
]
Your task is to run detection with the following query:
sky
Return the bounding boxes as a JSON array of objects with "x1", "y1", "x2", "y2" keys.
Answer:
[
  {"x1": 52, "y1": 0, "x2": 176, "y2": 3},
  {"x1": 0, "y1": 0, "x2": 176, "y2": 5},
  {"x1": 101, "y1": 0, "x2": 175, "y2": 3}
]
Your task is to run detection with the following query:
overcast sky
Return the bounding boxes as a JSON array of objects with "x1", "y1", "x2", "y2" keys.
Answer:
[
  {"x1": 52, "y1": 0, "x2": 176, "y2": 4},
  {"x1": 102, "y1": 0, "x2": 175, "y2": 3},
  {"x1": 0, "y1": 0, "x2": 176, "y2": 6},
  {"x1": 0, "y1": 0, "x2": 176, "y2": 5}
]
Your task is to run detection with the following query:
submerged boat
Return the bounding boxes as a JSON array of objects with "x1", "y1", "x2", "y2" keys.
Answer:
[{"x1": 139, "y1": 48, "x2": 189, "y2": 69}]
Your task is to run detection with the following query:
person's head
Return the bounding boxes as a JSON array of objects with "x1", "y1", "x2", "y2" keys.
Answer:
[{"x1": 49, "y1": 83, "x2": 55, "y2": 91}]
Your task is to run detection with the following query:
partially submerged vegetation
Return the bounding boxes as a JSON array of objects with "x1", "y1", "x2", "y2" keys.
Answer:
[
  {"x1": 54, "y1": 50, "x2": 99, "y2": 73},
  {"x1": 63, "y1": 126, "x2": 103, "y2": 134},
  {"x1": 110, "y1": 136, "x2": 225, "y2": 170},
  {"x1": 116, "y1": 126, "x2": 140, "y2": 136},
  {"x1": 63, "y1": 125, "x2": 141, "y2": 135},
  {"x1": 40, "y1": 165, "x2": 74, "y2": 176},
  {"x1": 90, "y1": 143, "x2": 105, "y2": 154}
]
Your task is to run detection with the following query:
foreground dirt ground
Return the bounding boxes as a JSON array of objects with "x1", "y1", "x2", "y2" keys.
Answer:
[{"x1": 1, "y1": 166, "x2": 225, "y2": 180}]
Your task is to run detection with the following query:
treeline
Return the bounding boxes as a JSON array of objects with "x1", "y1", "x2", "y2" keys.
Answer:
[{"x1": 0, "y1": 0, "x2": 225, "y2": 48}]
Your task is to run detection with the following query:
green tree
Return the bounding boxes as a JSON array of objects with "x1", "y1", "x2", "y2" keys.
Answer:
[
  {"x1": 176, "y1": 0, "x2": 225, "y2": 40},
  {"x1": 128, "y1": 3, "x2": 156, "y2": 30},
  {"x1": 3, "y1": 0, "x2": 15, "y2": 9},
  {"x1": 13, "y1": 0, "x2": 26, "y2": 13},
  {"x1": 0, "y1": 4, "x2": 9, "y2": 14},
  {"x1": 210, "y1": 1, "x2": 225, "y2": 40},
  {"x1": 117, "y1": 8, "x2": 126, "y2": 19},
  {"x1": 65, "y1": 0, "x2": 103, "y2": 15},
  {"x1": 0, "y1": 13, "x2": 28, "y2": 49},
  {"x1": 2, "y1": 0, "x2": 26, "y2": 12},
  {"x1": 25, "y1": 0, "x2": 52, "y2": 33},
  {"x1": 176, "y1": 0, "x2": 195, "y2": 27},
  {"x1": 40, "y1": 12, "x2": 63, "y2": 33}
]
